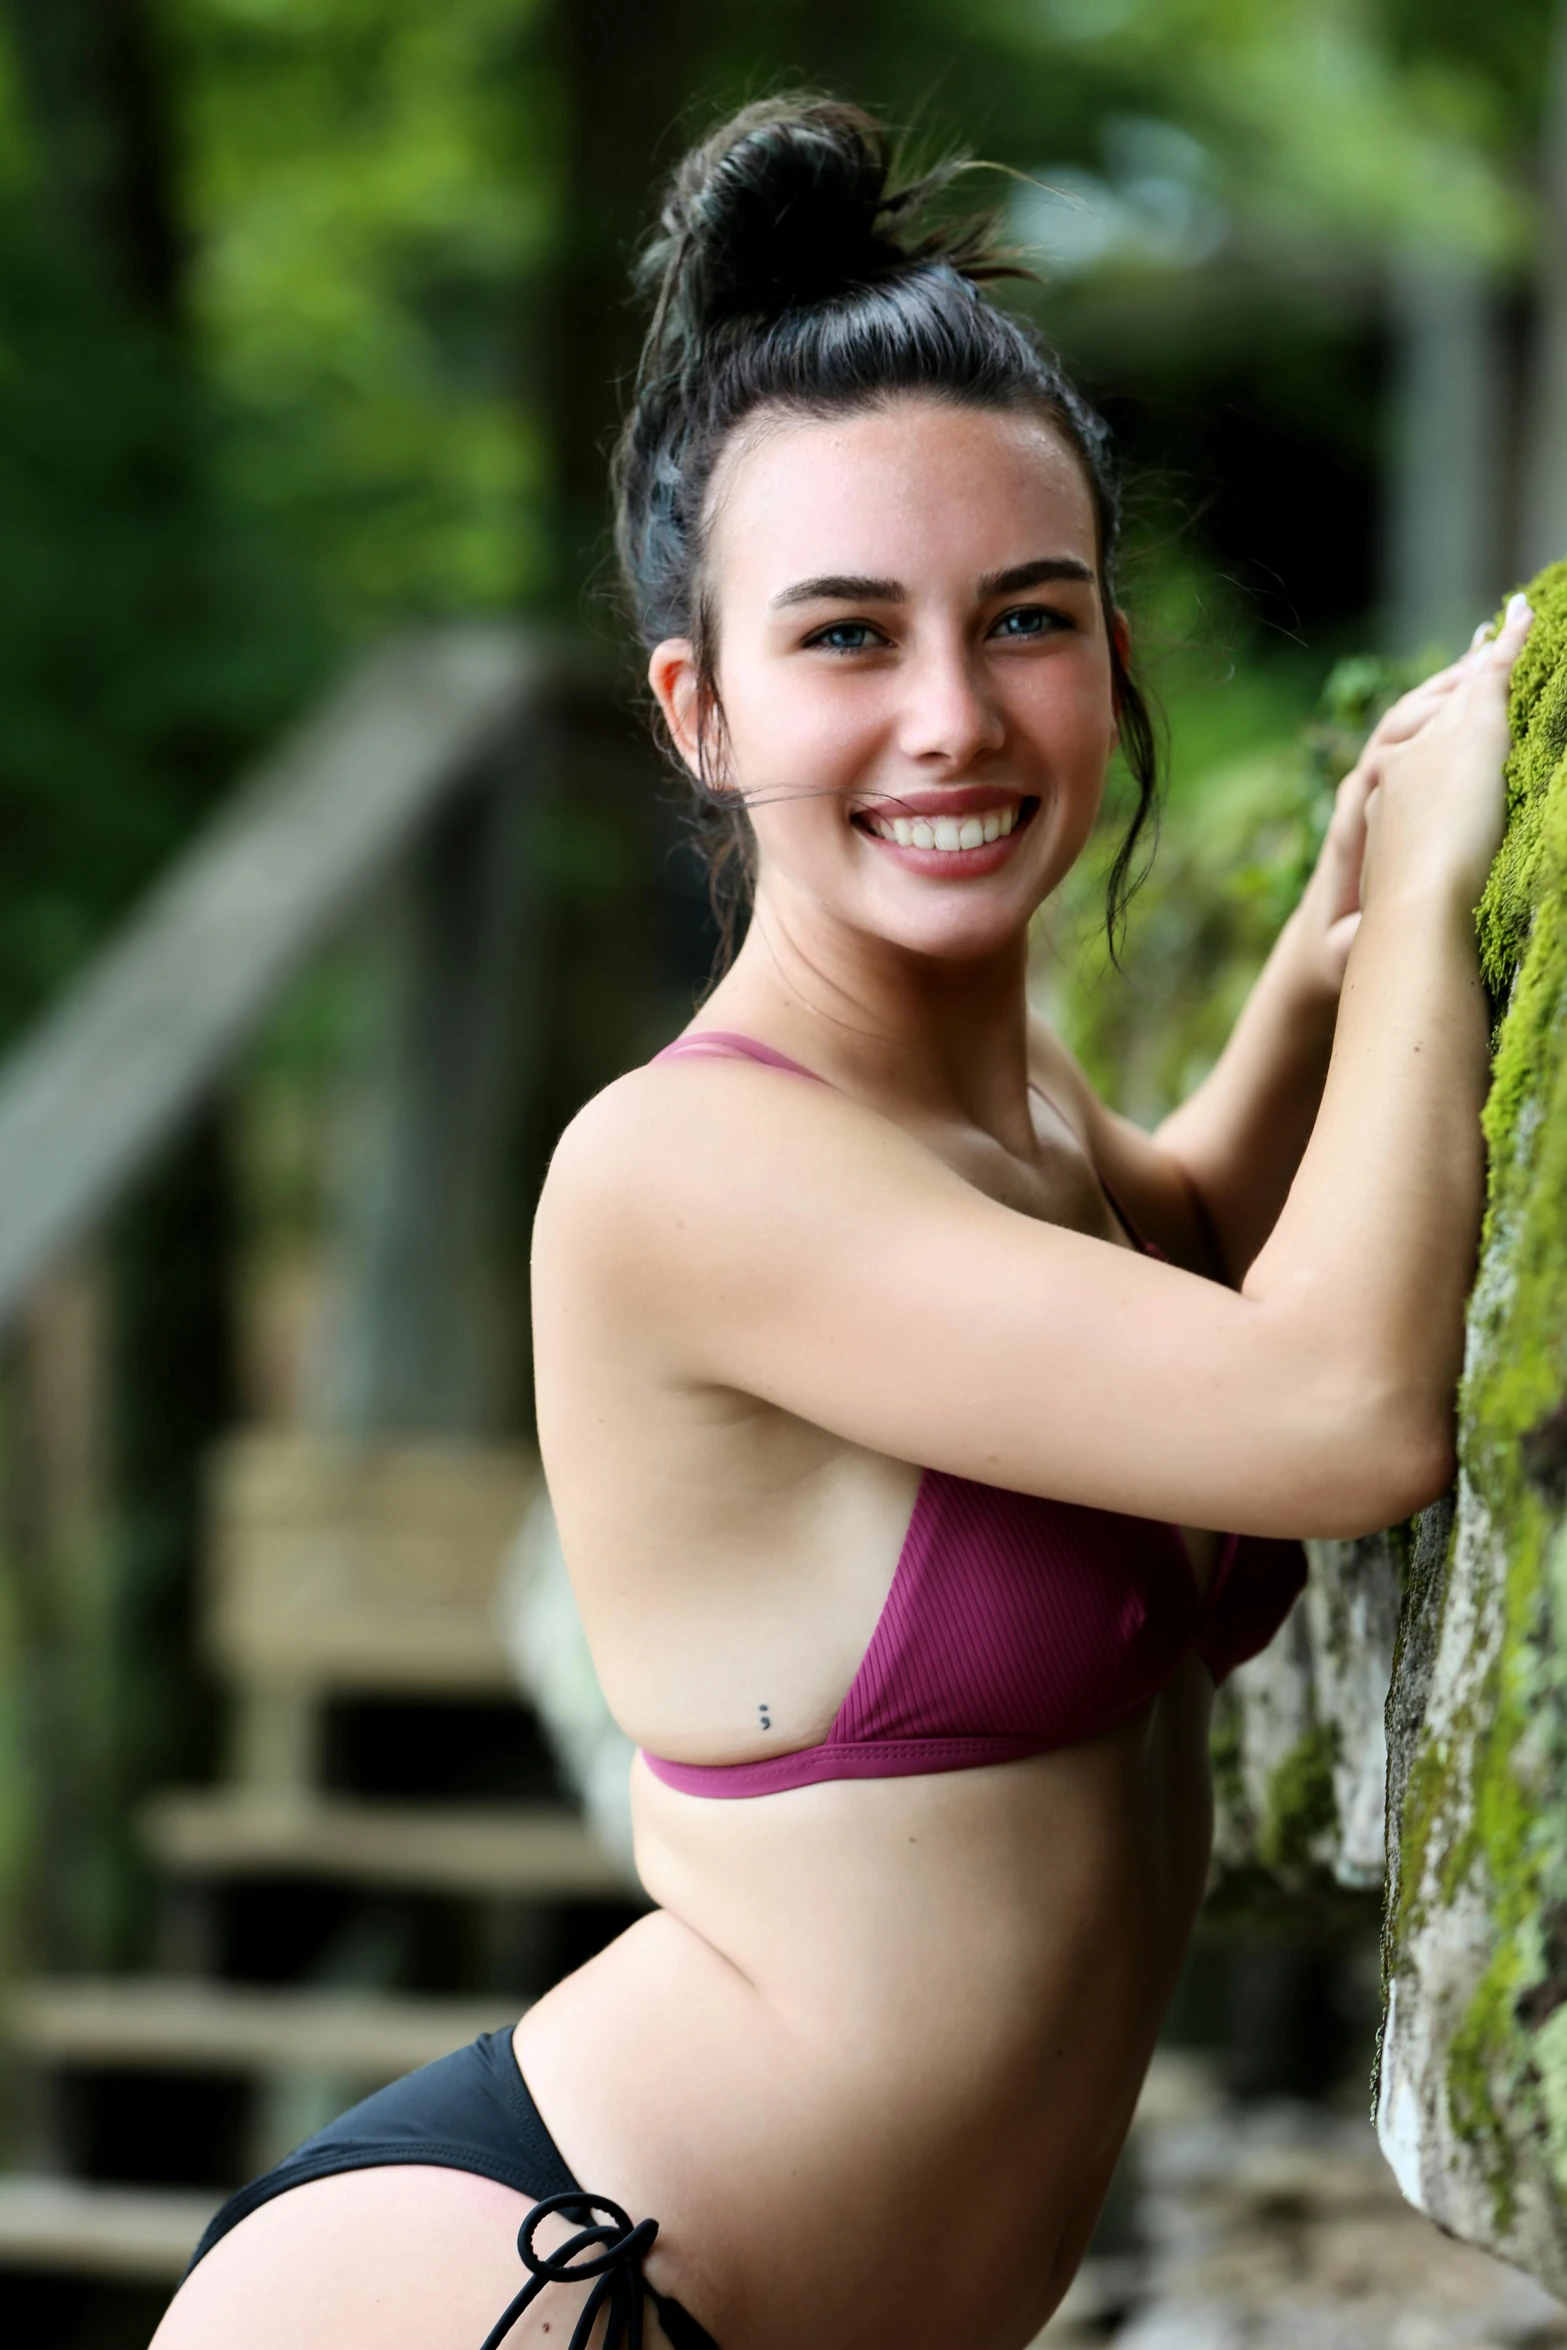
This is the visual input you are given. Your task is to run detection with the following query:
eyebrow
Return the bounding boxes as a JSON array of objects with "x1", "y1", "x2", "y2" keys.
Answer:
[
  {"x1": 768, "y1": 556, "x2": 1095, "y2": 610},
  {"x1": 979, "y1": 557, "x2": 1095, "y2": 597}
]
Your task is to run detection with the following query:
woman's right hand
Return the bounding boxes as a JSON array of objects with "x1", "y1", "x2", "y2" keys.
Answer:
[{"x1": 1354, "y1": 591, "x2": 1533, "y2": 917}]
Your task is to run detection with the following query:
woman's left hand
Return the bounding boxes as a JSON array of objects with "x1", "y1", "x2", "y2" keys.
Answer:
[{"x1": 1290, "y1": 629, "x2": 1497, "y2": 999}]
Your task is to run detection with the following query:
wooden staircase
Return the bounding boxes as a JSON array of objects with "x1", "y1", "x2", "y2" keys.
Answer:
[
  {"x1": 0, "y1": 1430, "x2": 634, "y2": 2291},
  {"x1": 0, "y1": 628, "x2": 680, "y2": 2337}
]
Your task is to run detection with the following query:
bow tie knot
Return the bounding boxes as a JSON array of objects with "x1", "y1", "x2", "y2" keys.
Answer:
[{"x1": 479, "y1": 2189, "x2": 663, "y2": 2350}]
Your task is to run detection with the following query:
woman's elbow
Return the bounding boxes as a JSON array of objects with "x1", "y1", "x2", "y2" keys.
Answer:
[
  {"x1": 1380, "y1": 1410, "x2": 1457, "y2": 1522},
  {"x1": 1320, "y1": 1393, "x2": 1456, "y2": 1537}
]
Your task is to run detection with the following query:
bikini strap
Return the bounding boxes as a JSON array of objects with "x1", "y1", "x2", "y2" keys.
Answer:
[
  {"x1": 652, "y1": 1029, "x2": 826, "y2": 1084},
  {"x1": 478, "y1": 2191, "x2": 659, "y2": 2350}
]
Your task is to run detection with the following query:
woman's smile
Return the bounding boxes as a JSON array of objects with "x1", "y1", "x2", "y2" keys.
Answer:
[{"x1": 852, "y1": 790, "x2": 1038, "y2": 873}]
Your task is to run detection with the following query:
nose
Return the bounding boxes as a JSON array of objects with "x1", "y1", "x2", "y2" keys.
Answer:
[{"x1": 895, "y1": 638, "x2": 1006, "y2": 770}]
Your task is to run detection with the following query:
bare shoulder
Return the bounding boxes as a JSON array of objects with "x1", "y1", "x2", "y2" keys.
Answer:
[
  {"x1": 533, "y1": 1050, "x2": 954, "y2": 1315},
  {"x1": 526, "y1": 1030, "x2": 1395, "y2": 1533}
]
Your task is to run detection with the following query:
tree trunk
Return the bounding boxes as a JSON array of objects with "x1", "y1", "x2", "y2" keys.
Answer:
[
  {"x1": 1520, "y1": 0, "x2": 1567, "y2": 573},
  {"x1": 2, "y1": 0, "x2": 239, "y2": 1965},
  {"x1": 0, "y1": 0, "x2": 184, "y2": 328},
  {"x1": 1383, "y1": 248, "x2": 1508, "y2": 655},
  {"x1": 535, "y1": 0, "x2": 877, "y2": 600},
  {"x1": 308, "y1": 736, "x2": 551, "y2": 1441},
  {"x1": 536, "y1": 0, "x2": 718, "y2": 600}
]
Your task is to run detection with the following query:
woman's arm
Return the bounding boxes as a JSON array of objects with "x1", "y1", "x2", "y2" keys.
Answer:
[
  {"x1": 1143, "y1": 639, "x2": 1499, "y2": 1281},
  {"x1": 536, "y1": 605, "x2": 1528, "y2": 1543},
  {"x1": 1148, "y1": 878, "x2": 1350, "y2": 1284}
]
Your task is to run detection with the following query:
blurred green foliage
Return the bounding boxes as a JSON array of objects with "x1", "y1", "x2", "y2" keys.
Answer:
[
  {"x1": 0, "y1": 221, "x2": 326, "y2": 1042},
  {"x1": 0, "y1": 0, "x2": 1544, "y2": 1051},
  {"x1": 172, "y1": 0, "x2": 553, "y2": 623},
  {"x1": 0, "y1": 0, "x2": 1552, "y2": 2065},
  {"x1": 1040, "y1": 611, "x2": 1423, "y2": 1123},
  {"x1": 987, "y1": 0, "x2": 1526, "y2": 264},
  {"x1": 0, "y1": 0, "x2": 545, "y2": 1052}
]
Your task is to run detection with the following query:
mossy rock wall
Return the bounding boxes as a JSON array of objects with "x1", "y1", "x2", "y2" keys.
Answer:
[
  {"x1": 1043, "y1": 563, "x2": 1567, "y2": 2280},
  {"x1": 1044, "y1": 650, "x2": 1437, "y2": 1918},
  {"x1": 1210, "y1": 1529, "x2": 1403, "y2": 1906},
  {"x1": 1373, "y1": 561, "x2": 1567, "y2": 2287}
]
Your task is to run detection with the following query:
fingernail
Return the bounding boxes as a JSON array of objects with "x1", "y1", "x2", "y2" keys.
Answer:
[
  {"x1": 1506, "y1": 591, "x2": 1534, "y2": 622},
  {"x1": 1470, "y1": 621, "x2": 1490, "y2": 648}
]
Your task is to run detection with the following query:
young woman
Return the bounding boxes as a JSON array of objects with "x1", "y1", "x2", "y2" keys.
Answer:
[{"x1": 155, "y1": 98, "x2": 1529, "y2": 2350}]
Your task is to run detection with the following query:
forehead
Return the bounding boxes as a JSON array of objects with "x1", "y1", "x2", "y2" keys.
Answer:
[{"x1": 705, "y1": 397, "x2": 1100, "y2": 603}]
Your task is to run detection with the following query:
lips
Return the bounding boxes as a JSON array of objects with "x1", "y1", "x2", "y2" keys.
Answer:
[{"x1": 851, "y1": 795, "x2": 1038, "y2": 867}]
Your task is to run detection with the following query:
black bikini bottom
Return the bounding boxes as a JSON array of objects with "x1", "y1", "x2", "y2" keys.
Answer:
[{"x1": 188, "y1": 2028, "x2": 720, "y2": 2350}]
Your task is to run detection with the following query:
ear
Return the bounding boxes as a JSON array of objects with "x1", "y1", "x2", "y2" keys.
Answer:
[
  {"x1": 648, "y1": 638, "x2": 706, "y2": 780},
  {"x1": 1108, "y1": 607, "x2": 1132, "y2": 754}
]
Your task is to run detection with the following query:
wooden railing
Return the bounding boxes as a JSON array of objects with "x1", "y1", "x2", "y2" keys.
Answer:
[
  {"x1": 0, "y1": 624, "x2": 549, "y2": 1333},
  {"x1": 0, "y1": 623, "x2": 657, "y2": 2287}
]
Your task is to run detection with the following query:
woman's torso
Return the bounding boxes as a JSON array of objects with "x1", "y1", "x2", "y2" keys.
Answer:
[{"x1": 519, "y1": 1025, "x2": 1227, "y2": 2349}]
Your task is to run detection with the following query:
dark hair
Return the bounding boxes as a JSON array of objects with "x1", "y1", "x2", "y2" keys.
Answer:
[{"x1": 613, "y1": 96, "x2": 1160, "y2": 960}]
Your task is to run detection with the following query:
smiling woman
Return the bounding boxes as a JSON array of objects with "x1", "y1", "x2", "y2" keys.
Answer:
[
  {"x1": 650, "y1": 396, "x2": 1122, "y2": 967},
  {"x1": 614, "y1": 105, "x2": 1160, "y2": 964},
  {"x1": 154, "y1": 95, "x2": 1530, "y2": 2350}
]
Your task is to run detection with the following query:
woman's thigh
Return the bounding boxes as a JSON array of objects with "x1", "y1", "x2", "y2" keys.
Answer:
[{"x1": 151, "y1": 2165, "x2": 676, "y2": 2350}]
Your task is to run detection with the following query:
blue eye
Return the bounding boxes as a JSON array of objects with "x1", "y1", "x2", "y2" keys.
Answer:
[
  {"x1": 992, "y1": 606, "x2": 1064, "y2": 639},
  {"x1": 809, "y1": 621, "x2": 880, "y2": 653}
]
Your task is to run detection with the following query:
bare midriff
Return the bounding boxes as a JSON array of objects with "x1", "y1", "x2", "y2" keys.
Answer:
[{"x1": 513, "y1": 1655, "x2": 1213, "y2": 2350}]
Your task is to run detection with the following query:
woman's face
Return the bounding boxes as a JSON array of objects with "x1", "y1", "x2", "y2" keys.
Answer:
[{"x1": 650, "y1": 394, "x2": 1122, "y2": 966}]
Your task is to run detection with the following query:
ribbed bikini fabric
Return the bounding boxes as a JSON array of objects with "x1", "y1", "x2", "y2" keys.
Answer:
[{"x1": 640, "y1": 1030, "x2": 1307, "y2": 1799}]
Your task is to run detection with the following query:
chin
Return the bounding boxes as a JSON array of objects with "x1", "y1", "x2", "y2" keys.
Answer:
[{"x1": 856, "y1": 890, "x2": 1041, "y2": 965}]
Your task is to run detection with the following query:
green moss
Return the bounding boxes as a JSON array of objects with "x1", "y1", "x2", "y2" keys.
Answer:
[
  {"x1": 1385, "y1": 559, "x2": 1567, "y2": 2242},
  {"x1": 1257, "y1": 1717, "x2": 1340, "y2": 1876},
  {"x1": 1447, "y1": 1959, "x2": 1525, "y2": 2234},
  {"x1": 1477, "y1": 560, "x2": 1567, "y2": 998}
]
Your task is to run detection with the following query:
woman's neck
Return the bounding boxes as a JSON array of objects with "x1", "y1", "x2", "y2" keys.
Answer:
[{"x1": 708, "y1": 885, "x2": 1038, "y2": 1142}]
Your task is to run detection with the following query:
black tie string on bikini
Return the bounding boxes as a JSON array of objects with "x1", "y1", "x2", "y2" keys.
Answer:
[{"x1": 477, "y1": 2191, "x2": 661, "y2": 2350}]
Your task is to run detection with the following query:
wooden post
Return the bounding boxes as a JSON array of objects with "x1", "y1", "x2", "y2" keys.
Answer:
[
  {"x1": 1520, "y1": 0, "x2": 1567, "y2": 572},
  {"x1": 1383, "y1": 247, "x2": 1508, "y2": 655},
  {"x1": 308, "y1": 722, "x2": 552, "y2": 1441}
]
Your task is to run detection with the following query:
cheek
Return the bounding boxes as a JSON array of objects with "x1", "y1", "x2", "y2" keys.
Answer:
[
  {"x1": 1015, "y1": 655, "x2": 1117, "y2": 775},
  {"x1": 721, "y1": 658, "x2": 887, "y2": 788}
]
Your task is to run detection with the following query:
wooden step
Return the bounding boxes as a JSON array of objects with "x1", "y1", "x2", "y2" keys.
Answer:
[
  {"x1": 6, "y1": 1978, "x2": 518, "y2": 2079},
  {"x1": 0, "y1": 2175, "x2": 217, "y2": 2278},
  {"x1": 139, "y1": 1789, "x2": 631, "y2": 1897},
  {"x1": 205, "y1": 1433, "x2": 536, "y2": 1696}
]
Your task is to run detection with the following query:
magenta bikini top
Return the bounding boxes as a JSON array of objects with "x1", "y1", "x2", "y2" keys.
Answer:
[{"x1": 639, "y1": 1030, "x2": 1306, "y2": 1800}]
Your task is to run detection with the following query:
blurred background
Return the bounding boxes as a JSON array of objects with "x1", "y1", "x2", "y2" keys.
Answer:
[{"x1": 0, "y1": 2, "x2": 1562, "y2": 2345}]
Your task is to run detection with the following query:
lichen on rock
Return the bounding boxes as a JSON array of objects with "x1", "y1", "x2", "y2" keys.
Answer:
[
  {"x1": 1209, "y1": 1529, "x2": 1404, "y2": 1909},
  {"x1": 1056, "y1": 565, "x2": 1567, "y2": 2292},
  {"x1": 1376, "y1": 560, "x2": 1567, "y2": 2290}
]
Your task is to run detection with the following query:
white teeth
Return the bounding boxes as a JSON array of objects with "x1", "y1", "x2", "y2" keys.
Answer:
[{"x1": 864, "y1": 804, "x2": 1024, "y2": 852}]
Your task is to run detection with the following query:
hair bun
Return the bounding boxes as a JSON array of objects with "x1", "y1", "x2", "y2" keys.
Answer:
[{"x1": 642, "y1": 98, "x2": 949, "y2": 351}]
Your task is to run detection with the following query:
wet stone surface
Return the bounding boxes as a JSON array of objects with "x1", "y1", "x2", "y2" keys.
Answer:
[{"x1": 1036, "y1": 2064, "x2": 1567, "y2": 2349}]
